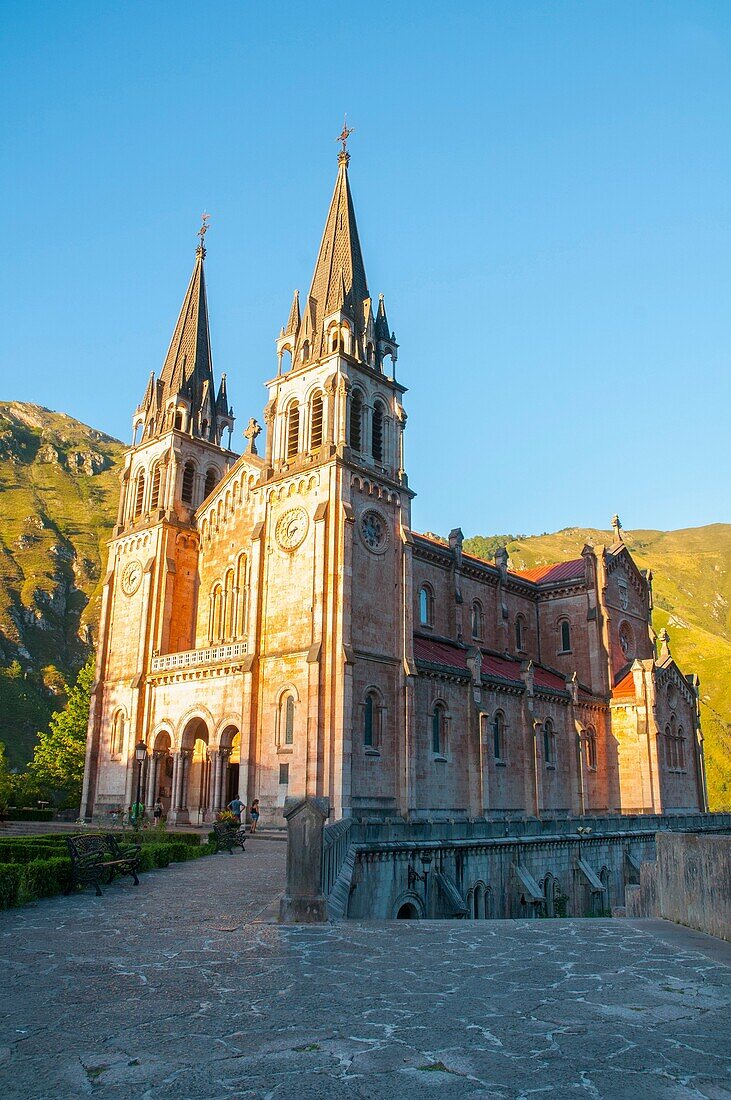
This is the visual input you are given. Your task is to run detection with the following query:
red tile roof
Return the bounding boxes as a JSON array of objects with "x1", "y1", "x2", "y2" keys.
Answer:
[
  {"x1": 413, "y1": 635, "x2": 569, "y2": 693},
  {"x1": 612, "y1": 669, "x2": 636, "y2": 700},
  {"x1": 511, "y1": 558, "x2": 585, "y2": 585}
]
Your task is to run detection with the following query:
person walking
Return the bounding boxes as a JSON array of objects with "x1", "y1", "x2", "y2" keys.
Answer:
[
  {"x1": 153, "y1": 799, "x2": 163, "y2": 824},
  {"x1": 249, "y1": 798, "x2": 260, "y2": 833},
  {"x1": 227, "y1": 796, "x2": 244, "y2": 823}
]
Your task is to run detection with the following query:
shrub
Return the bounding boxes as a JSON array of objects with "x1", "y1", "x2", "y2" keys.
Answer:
[
  {"x1": 0, "y1": 840, "x2": 64, "y2": 864},
  {"x1": 0, "y1": 864, "x2": 22, "y2": 908},
  {"x1": 19, "y1": 857, "x2": 72, "y2": 903},
  {"x1": 6, "y1": 808, "x2": 54, "y2": 821}
]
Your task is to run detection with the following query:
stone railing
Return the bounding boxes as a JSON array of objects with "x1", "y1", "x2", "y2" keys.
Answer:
[
  {"x1": 150, "y1": 642, "x2": 247, "y2": 673},
  {"x1": 321, "y1": 819, "x2": 354, "y2": 897}
]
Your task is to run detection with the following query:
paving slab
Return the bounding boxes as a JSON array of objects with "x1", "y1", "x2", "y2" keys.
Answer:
[{"x1": 1, "y1": 840, "x2": 729, "y2": 1099}]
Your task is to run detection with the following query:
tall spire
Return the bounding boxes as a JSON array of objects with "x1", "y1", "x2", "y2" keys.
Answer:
[
  {"x1": 295, "y1": 139, "x2": 370, "y2": 362},
  {"x1": 135, "y1": 218, "x2": 232, "y2": 444}
]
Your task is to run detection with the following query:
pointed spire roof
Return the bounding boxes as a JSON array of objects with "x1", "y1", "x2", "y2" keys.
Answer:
[
  {"x1": 283, "y1": 289, "x2": 301, "y2": 338},
  {"x1": 296, "y1": 151, "x2": 370, "y2": 360},
  {"x1": 134, "y1": 228, "x2": 233, "y2": 445},
  {"x1": 375, "y1": 294, "x2": 391, "y2": 341},
  {"x1": 157, "y1": 245, "x2": 215, "y2": 414}
]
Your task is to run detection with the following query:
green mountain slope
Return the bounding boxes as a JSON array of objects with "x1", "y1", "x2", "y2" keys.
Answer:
[
  {"x1": 0, "y1": 402, "x2": 124, "y2": 768},
  {"x1": 464, "y1": 526, "x2": 731, "y2": 811}
]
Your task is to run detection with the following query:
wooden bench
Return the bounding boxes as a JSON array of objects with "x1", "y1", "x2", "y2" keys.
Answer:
[
  {"x1": 212, "y1": 821, "x2": 247, "y2": 854},
  {"x1": 65, "y1": 833, "x2": 141, "y2": 896}
]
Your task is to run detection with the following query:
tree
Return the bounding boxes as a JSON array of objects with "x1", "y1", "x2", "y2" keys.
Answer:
[
  {"x1": 28, "y1": 654, "x2": 95, "y2": 807},
  {"x1": 0, "y1": 742, "x2": 12, "y2": 810}
]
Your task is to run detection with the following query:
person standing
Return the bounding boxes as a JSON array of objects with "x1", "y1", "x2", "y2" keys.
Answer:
[
  {"x1": 227, "y1": 796, "x2": 244, "y2": 823},
  {"x1": 249, "y1": 799, "x2": 260, "y2": 833},
  {"x1": 153, "y1": 799, "x2": 163, "y2": 824}
]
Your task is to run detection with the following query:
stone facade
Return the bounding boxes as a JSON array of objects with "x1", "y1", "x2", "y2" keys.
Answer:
[{"x1": 81, "y1": 150, "x2": 708, "y2": 826}]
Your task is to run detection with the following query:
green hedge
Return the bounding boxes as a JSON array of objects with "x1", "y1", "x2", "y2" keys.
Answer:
[
  {"x1": 4, "y1": 809, "x2": 54, "y2": 821},
  {"x1": 0, "y1": 836, "x2": 215, "y2": 909}
]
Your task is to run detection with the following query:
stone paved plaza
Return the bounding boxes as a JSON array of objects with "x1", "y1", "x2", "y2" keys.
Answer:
[{"x1": 1, "y1": 837, "x2": 730, "y2": 1100}]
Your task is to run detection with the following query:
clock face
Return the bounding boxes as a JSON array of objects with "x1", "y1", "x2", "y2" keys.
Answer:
[
  {"x1": 121, "y1": 559, "x2": 143, "y2": 596},
  {"x1": 359, "y1": 509, "x2": 388, "y2": 553},
  {"x1": 275, "y1": 507, "x2": 309, "y2": 552}
]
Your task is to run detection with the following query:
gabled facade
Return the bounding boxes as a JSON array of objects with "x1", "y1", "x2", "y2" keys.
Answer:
[{"x1": 81, "y1": 151, "x2": 707, "y2": 824}]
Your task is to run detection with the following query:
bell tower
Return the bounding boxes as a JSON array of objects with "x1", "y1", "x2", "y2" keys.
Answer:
[{"x1": 81, "y1": 223, "x2": 237, "y2": 818}]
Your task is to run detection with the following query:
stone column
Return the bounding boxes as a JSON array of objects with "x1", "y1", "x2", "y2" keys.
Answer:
[
  {"x1": 170, "y1": 753, "x2": 180, "y2": 812},
  {"x1": 210, "y1": 752, "x2": 222, "y2": 814},
  {"x1": 280, "y1": 798, "x2": 330, "y2": 923},
  {"x1": 145, "y1": 752, "x2": 159, "y2": 807},
  {"x1": 218, "y1": 748, "x2": 232, "y2": 810},
  {"x1": 337, "y1": 379, "x2": 349, "y2": 448}
]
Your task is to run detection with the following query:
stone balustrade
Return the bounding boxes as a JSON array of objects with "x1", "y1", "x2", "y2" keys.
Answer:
[{"x1": 149, "y1": 642, "x2": 247, "y2": 672}]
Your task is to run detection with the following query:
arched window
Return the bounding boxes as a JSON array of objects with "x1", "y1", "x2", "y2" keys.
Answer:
[
  {"x1": 174, "y1": 409, "x2": 184, "y2": 431},
  {"x1": 204, "y1": 469, "x2": 217, "y2": 499},
  {"x1": 286, "y1": 403, "x2": 300, "y2": 460},
  {"x1": 515, "y1": 615, "x2": 526, "y2": 652},
  {"x1": 280, "y1": 694, "x2": 295, "y2": 746},
  {"x1": 134, "y1": 470, "x2": 145, "y2": 518},
  {"x1": 664, "y1": 723, "x2": 673, "y2": 768},
  {"x1": 349, "y1": 390, "x2": 363, "y2": 451},
  {"x1": 330, "y1": 327, "x2": 340, "y2": 353},
  {"x1": 301, "y1": 339, "x2": 310, "y2": 362},
  {"x1": 493, "y1": 711, "x2": 505, "y2": 762},
  {"x1": 181, "y1": 461, "x2": 195, "y2": 505},
  {"x1": 585, "y1": 727, "x2": 597, "y2": 770},
  {"x1": 150, "y1": 464, "x2": 162, "y2": 510},
  {"x1": 372, "y1": 401, "x2": 385, "y2": 463},
  {"x1": 310, "y1": 392, "x2": 324, "y2": 449},
  {"x1": 559, "y1": 619, "x2": 571, "y2": 653},
  {"x1": 235, "y1": 554, "x2": 247, "y2": 637},
  {"x1": 419, "y1": 585, "x2": 434, "y2": 627},
  {"x1": 543, "y1": 718, "x2": 555, "y2": 766},
  {"x1": 210, "y1": 583, "x2": 223, "y2": 643},
  {"x1": 677, "y1": 727, "x2": 685, "y2": 770},
  {"x1": 471, "y1": 600, "x2": 483, "y2": 641},
  {"x1": 223, "y1": 569, "x2": 234, "y2": 640},
  {"x1": 363, "y1": 691, "x2": 381, "y2": 749},
  {"x1": 110, "y1": 711, "x2": 125, "y2": 757},
  {"x1": 432, "y1": 702, "x2": 446, "y2": 756}
]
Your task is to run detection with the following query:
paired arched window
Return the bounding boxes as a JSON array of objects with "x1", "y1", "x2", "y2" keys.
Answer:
[
  {"x1": 664, "y1": 720, "x2": 686, "y2": 770},
  {"x1": 349, "y1": 390, "x2": 363, "y2": 451},
  {"x1": 559, "y1": 619, "x2": 571, "y2": 653},
  {"x1": 515, "y1": 615, "x2": 526, "y2": 652},
  {"x1": 543, "y1": 718, "x2": 555, "y2": 766},
  {"x1": 419, "y1": 585, "x2": 434, "y2": 627},
  {"x1": 279, "y1": 693, "x2": 295, "y2": 746},
  {"x1": 181, "y1": 461, "x2": 195, "y2": 505},
  {"x1": 110, "y1": 710, "x2": 125, "y2": 757},
  {"x1": 310, "y1": 392, "x2": 324, "y2": 449},
  {"x1": 372, "y1": 401, "x2": 385, "y2": 463},
  {"x1": 286, "y1": 403, "x2": 300, "y2": 459},
  {"x1": 471, "y1": 600, "x2": 483, "y2": 641},
  {"x1": 150, "y1": 464, "x2": 162, "y2": 510},
  {"x1": 134, "y1": 470, "x2": 146, "y2": 518},
  {"x1": 431, "y1": 702, "x2": 447, "y2": 756},
  {"x1": 492, "y1": 711, "x2": 505, "y2": 762},
  {"x1": 204, "y1": 468, "x2": 218, "y2": 499}
]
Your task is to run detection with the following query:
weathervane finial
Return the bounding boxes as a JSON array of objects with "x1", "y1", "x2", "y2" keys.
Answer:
[
  {"x1": 336, "y1": 115, "x2": 355, "y2": 158},
  {"x1": 197, "y1": 212, "x2": 210, "y2": 257}
]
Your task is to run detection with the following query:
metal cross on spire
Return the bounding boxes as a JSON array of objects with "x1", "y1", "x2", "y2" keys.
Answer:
[
  {"x1": 197, "y1": 212, "x2": 210, "y2": 255},
  {"x1": 337, "y1": 115, "x2": 355, "y2": 154}
]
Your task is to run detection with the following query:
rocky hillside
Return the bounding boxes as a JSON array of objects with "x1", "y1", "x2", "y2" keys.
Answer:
[
  {"x1": 0, "y1": 403, "x2": 728, "y2": 810},
  {"x1": 465, "y1": 527, "x2": 731, "y2": 811},
  {"x1": 0, "y1": 403, "x2": 124, "y2": 768}
]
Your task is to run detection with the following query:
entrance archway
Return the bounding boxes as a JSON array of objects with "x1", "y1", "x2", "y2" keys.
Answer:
[
  {"x1": 219, "y1": 725, "x2": 241, "y2": 809},
  {"x1": 146, "y1": 730, "x2": 172, "y2": 815},
  {"x1": 396, "y1": 902, "x2": 420, "y2": 919},
  {"x1": 179, "y1": 717, "x2": 210, "y2": 822}
]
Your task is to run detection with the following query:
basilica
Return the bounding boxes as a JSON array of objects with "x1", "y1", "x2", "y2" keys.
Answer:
[{"x1": 81, "y1": 144, "x2": 707, "y2": 824}]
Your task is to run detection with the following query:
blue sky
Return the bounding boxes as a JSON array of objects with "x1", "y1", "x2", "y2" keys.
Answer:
[{"x1": 1, "y1": 1, "x2": 729, "y2": 538}]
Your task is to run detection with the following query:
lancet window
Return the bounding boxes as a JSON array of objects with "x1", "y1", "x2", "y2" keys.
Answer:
[
  {"x1": 286, "y1": 403, "x2": 300, "y2": 460},
  {"x1": 310, "y1": 392, "x2": 324, "y2": 449}
]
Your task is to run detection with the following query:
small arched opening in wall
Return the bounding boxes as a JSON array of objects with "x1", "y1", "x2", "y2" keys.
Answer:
[{"x1": 393, "y1": 892, "x2": 425, "y2": 920}]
